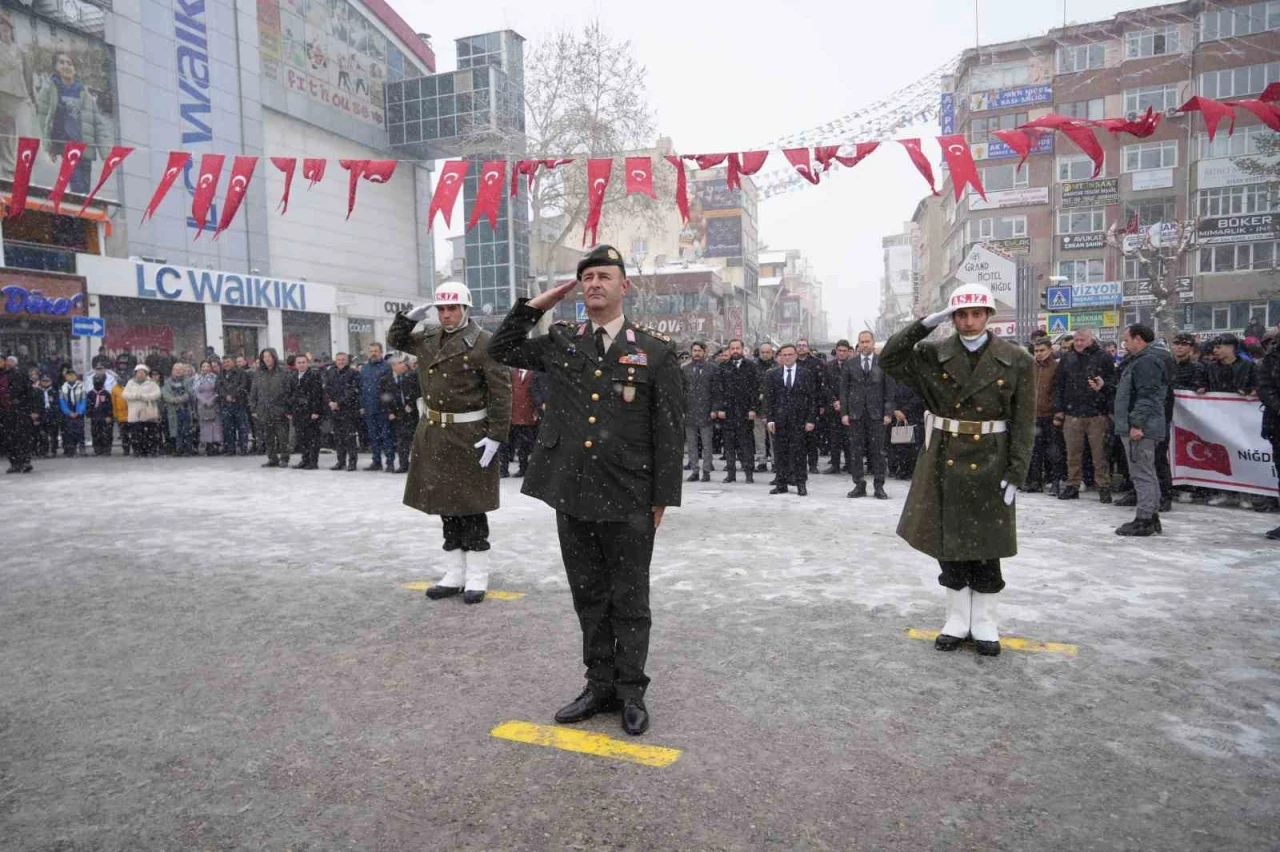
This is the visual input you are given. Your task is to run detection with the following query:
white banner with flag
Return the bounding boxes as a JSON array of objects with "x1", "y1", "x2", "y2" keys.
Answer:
[{"x1": 1169, "y1": 391, "x2": 1276, "y2": 497}]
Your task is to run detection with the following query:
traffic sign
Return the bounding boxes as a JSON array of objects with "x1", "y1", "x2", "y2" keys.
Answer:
[
  {"x1": 71, "y1": 316, "x2": 105, "y2": 338},
  {"x1": 1047, "y1": 286, "x2": 1072, "y2": 310},
  {"x1": 1047, "y1": 314, "x2": 1071, "y2": 335},
  {"x1": 575, "y1": 301, "x2": 587, "y2": 322}
]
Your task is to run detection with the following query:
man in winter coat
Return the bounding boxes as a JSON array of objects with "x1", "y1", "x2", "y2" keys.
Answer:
[
  {"x1": 752, "y1": 343, "x2": 776, "y2": 472},
  {"x1": 1257, "y1": 332, "x2": 1280, "y2": 542},
  {"x1": 1170, "y1": 334, "x2": 1208, "y2": 393},
  {"x1": 380, "y1": 356, "x2": 421, "y2": 474},
  {"x1": 765, "y1": 343, "x2": 820, "y2": 495},
  {"x1": 1027, "y1": 338, "x2": 1062, "y2": 493},
  {"x1": 713, "y1": 339, "x2": 759, "y2": 483},
  {"x1": 1111, "y1": 324, "x2": 1171, "y2": 537},
  {"x1": 0, "y1": 355, "x2": 37, "y2": 473},
  {"x1": 248, "y1": 348, "x2": 294, "y2": 468},
  {"x1": 289, "y1": 354, "x2": 326, "y2": 470},
  {"x1": 824, "y1": 341, "x2": 854, "y2": 474},
  {"x1": 795, "y1": 339, "x2": 825, "y2": 473},
  {"x1": 1053, "y1": 328, "x2": 1116, "y2": 503},
  {"x1": 359, "y1": 343, "x2": 395, "y2": 471},
  {"x1": 123, "y1": 363, "x2": 162, "y2": 457},
  {"x1": 217, "y1": 355, "x2": 251, "y2": 455},
  {"x1": 501, "y1": 365, "x2": 544, "y2": 479},
  {"x1": 682, "y1": 341, "x2": 717, "y2": 482},
  {"x1": 388, "y1": 282, "x2": 512, "y2": 605},
  {"x1": 326, "y1": 353, "x2": 361, "y2": 471},
  {"x1": 110, "y1": 376, "x2": 131, "y2": 455},
  {"x1": 881, "y1": 282, "x2": 1035, "y2": 657},
  {"x1": 1207, "y1": 334, "x2": 1257, "y2": 395}
]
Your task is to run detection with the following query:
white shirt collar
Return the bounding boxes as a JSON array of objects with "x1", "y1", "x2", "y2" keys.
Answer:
[{"x1": 590, "y1": 315, "x2": 626, "y2": 343}]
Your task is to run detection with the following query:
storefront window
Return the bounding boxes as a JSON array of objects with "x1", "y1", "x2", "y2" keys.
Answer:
[
  {"x1": 283, "y1": 311, "x2": 332, "y2": 359},
  {"x1": 99, "y1": 296, "x2": 206, "y2": 362},
  {"x1": 221, "y1": 306, "x2": 268, "y2": 360},
  {"x1": 347, "y1": 318, "x2": 376, "y2": 359}
]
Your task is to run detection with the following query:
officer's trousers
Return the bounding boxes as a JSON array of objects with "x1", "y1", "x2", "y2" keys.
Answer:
[{"x1": 556, "y1": 510, "x2": 654, "y2": 701}]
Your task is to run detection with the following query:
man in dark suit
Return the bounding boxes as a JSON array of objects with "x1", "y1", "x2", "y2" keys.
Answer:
[
  {"x1": 682, "y1": 341, "x2": 717, "y2": 482},
  {"x1": 289, "y1": 354, "x2": 326, "y2": 469},
  {"x1": 713, "y1": 338, "x2": 759, "y2": 483},
  {"x1": 795, "y1": 338, "x2": 825, "y2": 473},
  {"x1": 489, "y1": 244, "x2": 686, "y2": 737},
  {"x1": 380, "y1": 355, "x2": 421, "y2": 474},
  {"x1": 840, "y1": 330, "x2": 894, "y2": 499},
  {"x1": 765, "y1": 344, "x2": 820, "y2": 495},
  {"x1": 825, "y1": 340, "x2": 854, "y2": 473}
]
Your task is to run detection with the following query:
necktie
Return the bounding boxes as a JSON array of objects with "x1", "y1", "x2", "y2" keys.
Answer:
[
  {"x1": 594, "y1": 327, "x2": 607, "y2": 358},
  {"x1": 863, "y1": 356, "x2": 871, "y2": 374},
  {"x1": 786, "y1": 368, "x2": 793, "y2": 389}
]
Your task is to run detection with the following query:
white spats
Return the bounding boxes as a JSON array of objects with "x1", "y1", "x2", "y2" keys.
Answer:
[
  {"x1": 464, "y1": 550, "x2": 490, "y2": 593},
  {"x1": 438, "y1": 549, "x2": 466, "y2": 589},
  {"x1": 941, "y1": 587, "x2": 973, "y2": 639},
  {"x1": 970, "y1": 592, "x2": 1000, "y2": 642}
]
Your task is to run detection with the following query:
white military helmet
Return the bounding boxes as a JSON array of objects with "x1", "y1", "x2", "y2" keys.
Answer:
[
  {"x1": 946, "y1": 282, "x2": 997, "y2": 315},
  {"x1": 434, "y1": 281, "x2": 472, "y2": 308}
]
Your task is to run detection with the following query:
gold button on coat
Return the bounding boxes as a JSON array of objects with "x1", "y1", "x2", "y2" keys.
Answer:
[
  {"x1": 584, "y1": 440, "x2": 593, "y2": 448},
  {"x1": 973, "y1": 434, "x2": 981, "y2": 442},
  {"x1": 594, "y1": 369, "x2": 602, "y2": 377},
  {"x1": 591, "y1": 393, "x2": 599, "y2": 401},
  {"x1": 947, "y1": 459, "x2": 955, "y2": 467},
  {"x1": 588, "y1": 416, "x2": 596, "y2": 424},
  {"x1": 970, "y1": 463, "x2": 978, "y2": 470}
]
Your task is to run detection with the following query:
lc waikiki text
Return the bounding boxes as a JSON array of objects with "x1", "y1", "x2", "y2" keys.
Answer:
[{"x1": 135, "y1": 264, "x2": 310, "y2": 310}]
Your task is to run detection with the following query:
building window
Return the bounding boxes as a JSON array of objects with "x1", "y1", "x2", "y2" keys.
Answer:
[
  {"x1": 1123, "y1": 85, "x2": 1181, "y2": 115},
  {"x1": 1057, "y1": 43, "x2": 1105, "y2": 73},
  {"x1": 1201, "y1": 2, "x2": 1280, "y2": 41},
  {"x1": 1124, "y1": 197, "x2": 1177, "y2": 226},
  {"x1": 978, "y1": 163, "x2": 1029, "y2": 192},
  {"x1": 970, "y1": 61, "x2": 1031, "y2": 91},
  {"x1": 1058, "y1": 259, "x2": 1106, "y2": 283},
  {"x1": 1197, "y1": 126, "x2": 1275, "y2": 160},
  {"x1": 968, "y1": 216, "x2": 1027, "y2": 241},
  {"x1": 969, "y1": 112, "x2": 1029, "y2": 144},
  {"x1": 1058, "y1": 98, "x2": 1105, "y2": 120},
  {"x1": 1197, "y1": 184, "x2": 1275, "y2": 216},
  {"x1": 1125, "y1": 26, "x2": 1180, "y2": 58},
  {"x1": 1123, "y1": 256, "x2": 1145, "y2": 281},
  {"x1": 1199, "y1": 61, "x2": 1280, "y2": 100},
  {"x1": 1198, "y1": 239, "x2": 1278, "y2": 273},
  {"x1": 1057, "y1": 154, "x2": 1102, "y2": 181},
  {"x1": 1123, "y1": 140, "x2": 1178, "y2": 172},
  {"x1": 1057, "y1": 207, "x2": 1106, "y2": 234}
]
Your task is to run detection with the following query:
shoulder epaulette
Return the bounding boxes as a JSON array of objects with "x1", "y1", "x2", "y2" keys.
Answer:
[
  {"x1": 553, "y1": 320, "x2": 575, "y2": 328},
  {"x1": 634, "y1": 324, "x2": 672, "y2": 344}
]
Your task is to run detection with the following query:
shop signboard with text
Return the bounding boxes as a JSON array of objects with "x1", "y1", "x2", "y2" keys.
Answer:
[
  {"x1": 1060, "y1": 233, "x2": 1107, "y2": 251},
  {"x1": 968, "y1": 85, "x2": 1052, "y2": 112},
  {"x1": 1070, "y1": 281, "x2": 1122, "y2": 307},
  {"x1": 1123, "y1": 277, "x2": 1194, "y2": 306},
  {"x1": 1196, "y1": 214, "x2": 1276, "y2": 245},
  {"x1": 1197, "y1": 156, "x2": 1279, "y2": 190},
  {"x1": 1060, "y1": 178, "x2": 1119, "y2": 208},
  {"x1": 986, "y1": 237, "x2": 1031, "y2": 255},
  {"x1": 0, "y1": 269, "x2": 87, "y2": 320},
  {"x1": 968, "y1": 186, "x2": 1049, "y2": 211},
  {"x1": 971, "y1": 134, "x2": 1053, "y2": 162},
  {"x1": 1131, "y1": 168, "x2": 1174, "y2": 191}
]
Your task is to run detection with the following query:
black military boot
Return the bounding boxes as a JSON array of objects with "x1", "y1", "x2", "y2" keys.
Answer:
[
  {"x1": 1099, "y1": 488, "x2": 1112, "y2": 504},
  {"x1": 1266, "y1": 525, "x2": 1280, "y2": 540},
  {"x1": 1057, "y1": 485, "x2": 1080, "y2": 500},
  {"x1": 1116, "y1": 515, "x2": 1157, "y2": 537},
  {"x1": 722, "y1": 467, "x2": 736, "y2": 483},
  {"x1": 744, "y1": 470, "x2": 754, "y2": 483},
  {"x1": 687, "y1": 471, "x2": 700, "y2": 482},
  {"x1": 700, "y1": 471, "x2": 710, "y2": 482},
  {"x1": 847, "y1": 481, "x2": 867, "y2": 499}
]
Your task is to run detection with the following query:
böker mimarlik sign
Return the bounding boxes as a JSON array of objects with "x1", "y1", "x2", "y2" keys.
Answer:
[{"x1": 1197, "y1": 214, "x2": 1276, "y2": 245}]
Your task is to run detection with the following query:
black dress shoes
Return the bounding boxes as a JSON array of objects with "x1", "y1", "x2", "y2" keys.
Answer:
[
  {"x1": 744, "y1": 472, "x2": 754, "y2": 483},
  {"x1": 873, "y1": 484, "x2": 888, "y2": 500},
  {"x1": 848, "y1": 482, "x2": 867, "y2": 499},
  {"x1": 621, "y1": 699, "x2": 649, "y2": 736},
  {"x1": 555, "y1": 688, "x2": 620, "y2": 724},
  {"x1": 1058, "y1": 485, "x2": 1080, "y2": 500},
  {"x1": 330, "y1": 462, "x2": 345, "y2": 471},
  {"x1": 687, "y1": 472, "x2": 701, "y2": 482},
  {"x1": 769, "y1": 485, "x2": 788, "y2": 494},
  {"x1": 975, "y1": 640, "x2": 1001, "y2": 657},
  {"x1": 463, "y1": 590, "x2": 485, "y2": 604},
  {"x1": 934, "y1": 633, "x2": 965, "y2": 651},
  {"x1": 796, "y1": 484, "x2": 807, "y2": 496},
  {"x1": 425, "y1": 585, "x2": 462, "y2": 600}
]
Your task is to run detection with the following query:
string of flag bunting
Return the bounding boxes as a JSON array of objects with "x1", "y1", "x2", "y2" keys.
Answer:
[{"x1": 4, "y1": 84, "x2": 1276, "y2": 244}]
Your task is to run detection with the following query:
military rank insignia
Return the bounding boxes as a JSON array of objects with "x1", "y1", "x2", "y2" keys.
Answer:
[{"x1": 618, "y1": 352, "x2": 648, "y2": 366}]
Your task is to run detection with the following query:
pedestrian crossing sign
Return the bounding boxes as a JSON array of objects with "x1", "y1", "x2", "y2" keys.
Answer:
[
  {"x1": 1047, "y1": 286, "x2": 1072, "y2": 310},
  {"x1": 1047, "y1": 314, "x2": 1071, "y2": 334}
]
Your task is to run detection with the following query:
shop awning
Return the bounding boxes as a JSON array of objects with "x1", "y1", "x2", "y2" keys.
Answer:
[{"x1": 1, "y1": 193, "x2": 117, "y2": 238}]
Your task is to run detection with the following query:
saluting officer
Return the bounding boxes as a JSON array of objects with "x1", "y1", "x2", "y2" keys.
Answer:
[
  {"x1": 388, "y1": 282, "x2": 512, "y2": 604},
  {"x1": 880, "y1": 282, "x2": 1035, "y2": 657},
  {"x1": 489, "y1": 244, "x2": 686, "y2": 737}
]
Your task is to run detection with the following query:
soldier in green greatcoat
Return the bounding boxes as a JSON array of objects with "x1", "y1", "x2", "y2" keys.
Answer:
[{"x1": 880, "y1": 282, "x2": 1035, "y2": 657}]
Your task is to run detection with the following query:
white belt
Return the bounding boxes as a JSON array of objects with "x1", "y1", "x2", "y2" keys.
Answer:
[
  {"x1": 416, "y1": 399, "x2": 487, "y2": 424},
  {"x1": 923, "y1": 410, "x2": 1007, "y2": 451}
]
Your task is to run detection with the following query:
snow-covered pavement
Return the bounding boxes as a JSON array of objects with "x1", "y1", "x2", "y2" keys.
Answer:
[{"x1": 2, "y1": 456, "x2": 1278, "y2": 850}]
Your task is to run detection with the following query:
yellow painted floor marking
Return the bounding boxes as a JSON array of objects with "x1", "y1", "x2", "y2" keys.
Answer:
[
  {"x1": 490, "y1": 720, "x2": 682, "y2": 768},
  {"x1": 399, "y1": 582, "x2": 525, "y2": 600},
  {"x1": 907, "y1": 628, "x2": 1078, "y2": 657}
]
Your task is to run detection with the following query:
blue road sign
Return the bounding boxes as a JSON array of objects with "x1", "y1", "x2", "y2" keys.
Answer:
[
  {"x1": 71, "y1": 316, "x2": 105, "y2": 338},
  {"x1": 1047, "y1": 286, "x2": 1072, "y2": 311},
  {"x1": 575, "y1": 301, "x2": 588, "y2": 322},
  {"x1": 1047, "y1": 314, "x2": 1071, "y2": 335}
]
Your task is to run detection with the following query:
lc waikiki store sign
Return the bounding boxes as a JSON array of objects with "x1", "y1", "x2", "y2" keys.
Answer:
[{"x1": 77, "y1": 255, "x2": 338, "y2": 314}]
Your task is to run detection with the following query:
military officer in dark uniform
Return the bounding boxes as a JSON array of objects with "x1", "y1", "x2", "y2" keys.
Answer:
[{"x1": 489, "y1": 244, "x2": 686, "y2": 736}]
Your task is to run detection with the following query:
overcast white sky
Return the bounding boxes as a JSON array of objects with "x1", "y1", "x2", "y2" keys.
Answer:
[{"x1": 401, "y1": 0, "x2": 1156, "y2": 338}]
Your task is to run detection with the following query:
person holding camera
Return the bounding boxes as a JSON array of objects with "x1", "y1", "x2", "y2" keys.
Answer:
[{"x1": 1052, "y1": 328, "x2": 1116, "y2": 503}]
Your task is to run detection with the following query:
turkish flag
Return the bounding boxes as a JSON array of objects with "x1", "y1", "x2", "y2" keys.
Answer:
[
  {"x1": 302, "y1": 158, "x2": 326, "y2": 188},
  {"x1": 512, "y1": 159, "x2": 537, "y2": 197},
  {"x1": 666, "y1": 155, "x2": 690, "y2": 224},
  {"x1": 814, "y1": 142, "x2": 879, "y2": 171},
  {"x1": 726, "y1": 151, "x2": 768, "y2": 190},
  {"x1": 1261, "y1": 82, "x2": 1280, "y2": 103},
  {"x1": 214, "y1": 156, "x2": 258, "y2": 238},
  {"x1": 339, "y1": 159, "x2": 397, "y2": 219},
  {"x1": 1177, "y1": 97, "x2": 1234, "y2": 141},
  {"x1": 583, "y1": 158, "x2": 613, "y2": 246},
  {"x1": 467, "y1": 160, "x2": 507, "y2": 232},
  {"x1": 898, "y1": 139, "x2": 938, "y2": 196},
  {"x1": 271, "y1": 157, "x2": 297, "y2": 213},
  {"x1": 992, "y1": 129, "x2": 1034, "y2": 171},
  {"x1": 191, "y1": 153, "x2": 226, "y2": 238},
  {"x1": 142, "y1": 151, "x2": 192, "y2": 223},
  {"x1": 1225, "y1": 98, "x2": 1280, "y2": 132},
  {"x1": 1093, "y1": 106, "x2": 1162, "y2": 138},
  {"x1": 1021, "y1": 114, "x2": 1104, "y2": 177},
  {"x1": 688, "y1": 153, "x2": 727, "y2": 171},
  {"x1": 49, "y1": 142, "x2": 87, "y2": 213},
  {"x1": 937, "y1": 133, "x2": 985, "y2": 202},
  {"x1": 428, "y1": 160, "x2": 469, "y2": 230},
  {"x1": 1124, "y1": 211, "x2": 1141, "y2": 235},
  {"x1": 782, "y1": 148, "x2": 820, "y2": 185},
  {"x1": 1174, "y1": 427, "x2": 1233, "y2": 477},
  {"x1": 624, "y1": 156, "x2": 656, "y2": 198},
  {"x1": 5, "y1": 137, "x2": 39, "y2": 220},
  {"x1": 77, "y1": 145, "x2": 133, "y2": 216}
]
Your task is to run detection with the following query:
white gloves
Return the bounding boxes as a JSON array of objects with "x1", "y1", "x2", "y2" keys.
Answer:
[
  {"x1": 405, "y1": 304, "x2": 431, "y2": 322},
  {"x1": 1000, "y1": 480, "x2": 1017, "y2": 506},
  {"x1": 474, "y1": 437, "x2": 501, "y2": 469},
  {"x1": 922, "y1": 308, "x2": 953, "y2": 329}
]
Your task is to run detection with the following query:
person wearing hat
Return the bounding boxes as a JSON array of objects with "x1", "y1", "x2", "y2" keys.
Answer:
[
  {"x1": 488, "y1": 244, "x2": 686, "y2": 735},
  {"x1": 880, "y1": 283, "x2": 1036, "y2": 657},
  {"x1": 388, "y1": 282, "x2": 512, "y2": 604},
  {"x1": 123, "y1": 363, "x2": 162, "y2": 457}
]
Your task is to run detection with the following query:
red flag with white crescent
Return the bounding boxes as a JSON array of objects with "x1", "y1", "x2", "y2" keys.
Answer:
[
  {"x1": 937, "y1": 133, "x2": 985, "y2": 202},
  {"x1": 302, "y1": 158, "x2": 326, "y2": 188},
  {"x1": 1058, "y1": 123, "x2": 1105, "y2": 178},
  {"x1": 77, "y1": 145, "x2": 133, "y2": 216},
  {"x1": 49, "y1": 142, "x2": 87, "y2": 213},
  {"x1": 624, "y1": 156, "x2": 656, "y2": 198},
  {"x1": 991, "y1": 129, "x2": 1034, "y2": 171},
  {"x1": 1092, "y1": 105, "x2": 1162, "y2": 138},
  {"x1": 1176, "y1": 97, "x2": 1234, "y2": 142},
  {"x1": 339, "y1": 159, "x2": 394, "y2": 219},
  {"x1": 191, "y1": 153, "x2": 226, "y2": 238},
  {"x1": 214, "y1": 156, "x2": 258, "y2": 238},
  {"x1": 142, "y1": 151, "x2": 192, "y2": 223},
  {"x1": 582, "y1": 158, "x2": 613, "y2": 246},
  {"x1": 898, "y1": 139, "x2": 938, "y2": 196},
  {"x1": 512, "y1": 159, "x2": 536, "y2": 197},
  {"x1": 271, "y1": 157, "x2": 297, "y2": 213},
  {"x1": 6, "y1": 137, "x2": 39, "y2": 220},
  {"x1": 428, "y1": 160, "x2": 469, "y2": 230},
  {"x1": 782, "y1": 148, "x2": 820, "y2": 185},
  {"x1": 814, "y1": 142, "x2": 880, "y2": 171},
  {"x1": 666, "y1": 155, "x2": 689, "y2": 224},
  {"x1": 467, "y1": 160, "x2": 507, "y2": 232},
  {"x1": 726, "y1": 151, "x2": 768, "y2": 190}
]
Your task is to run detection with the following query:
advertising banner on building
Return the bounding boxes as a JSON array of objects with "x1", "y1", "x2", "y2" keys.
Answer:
[
  {"x1": 0, "y1": 268, "x2": 87, "y2": 320},
  {"x1": 939, "y1": 92, "x2": 955, "y2": 133},
  {"x1": 1060, "y1": 233, "x2": 1107, "y2": 251},
  {"x1": 1196, "y1": 156, "x2": 1278, "y2": 190},
  {"x1": 971, "y1": 134, "x2": 1053, "y2": 162},
  {"x1": 1123, "y1": 277, "x2": 1194, "y2": 306},
  {"x1": 968, "y1": 186, "x2": 1049, "y2": 211},
  {"x1": 1070, "y1": 281, "x2": 1122, "y2": 307},
  {"x1": 1170, "y1": 391, "x2": 1275, "y2": 497},
  {"x1": 689, "y1": 177, "x2": 746, "y2": 260},
  {"x1": 956, "y1": 244, "x2": 1016, "y2": 313},
  {"x1": 0, "y1": 6, "x2": 118, "y2": 201},
  {"x1": 1060, "y1": 178, "x2": 1119, "y2": 208},
  {"x1": 1131, "y1": 168, "x2": 1174, "y2": 191},
  {"x1": 1196, "y1": 214, "x2": 1277, "y2": 245},
  {"x1": 968, "y1": 85, "x2": 1053, "y2": 112},
  {"x1": 986, "y1": 237, "x2": 1030, "y2": 255}
]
